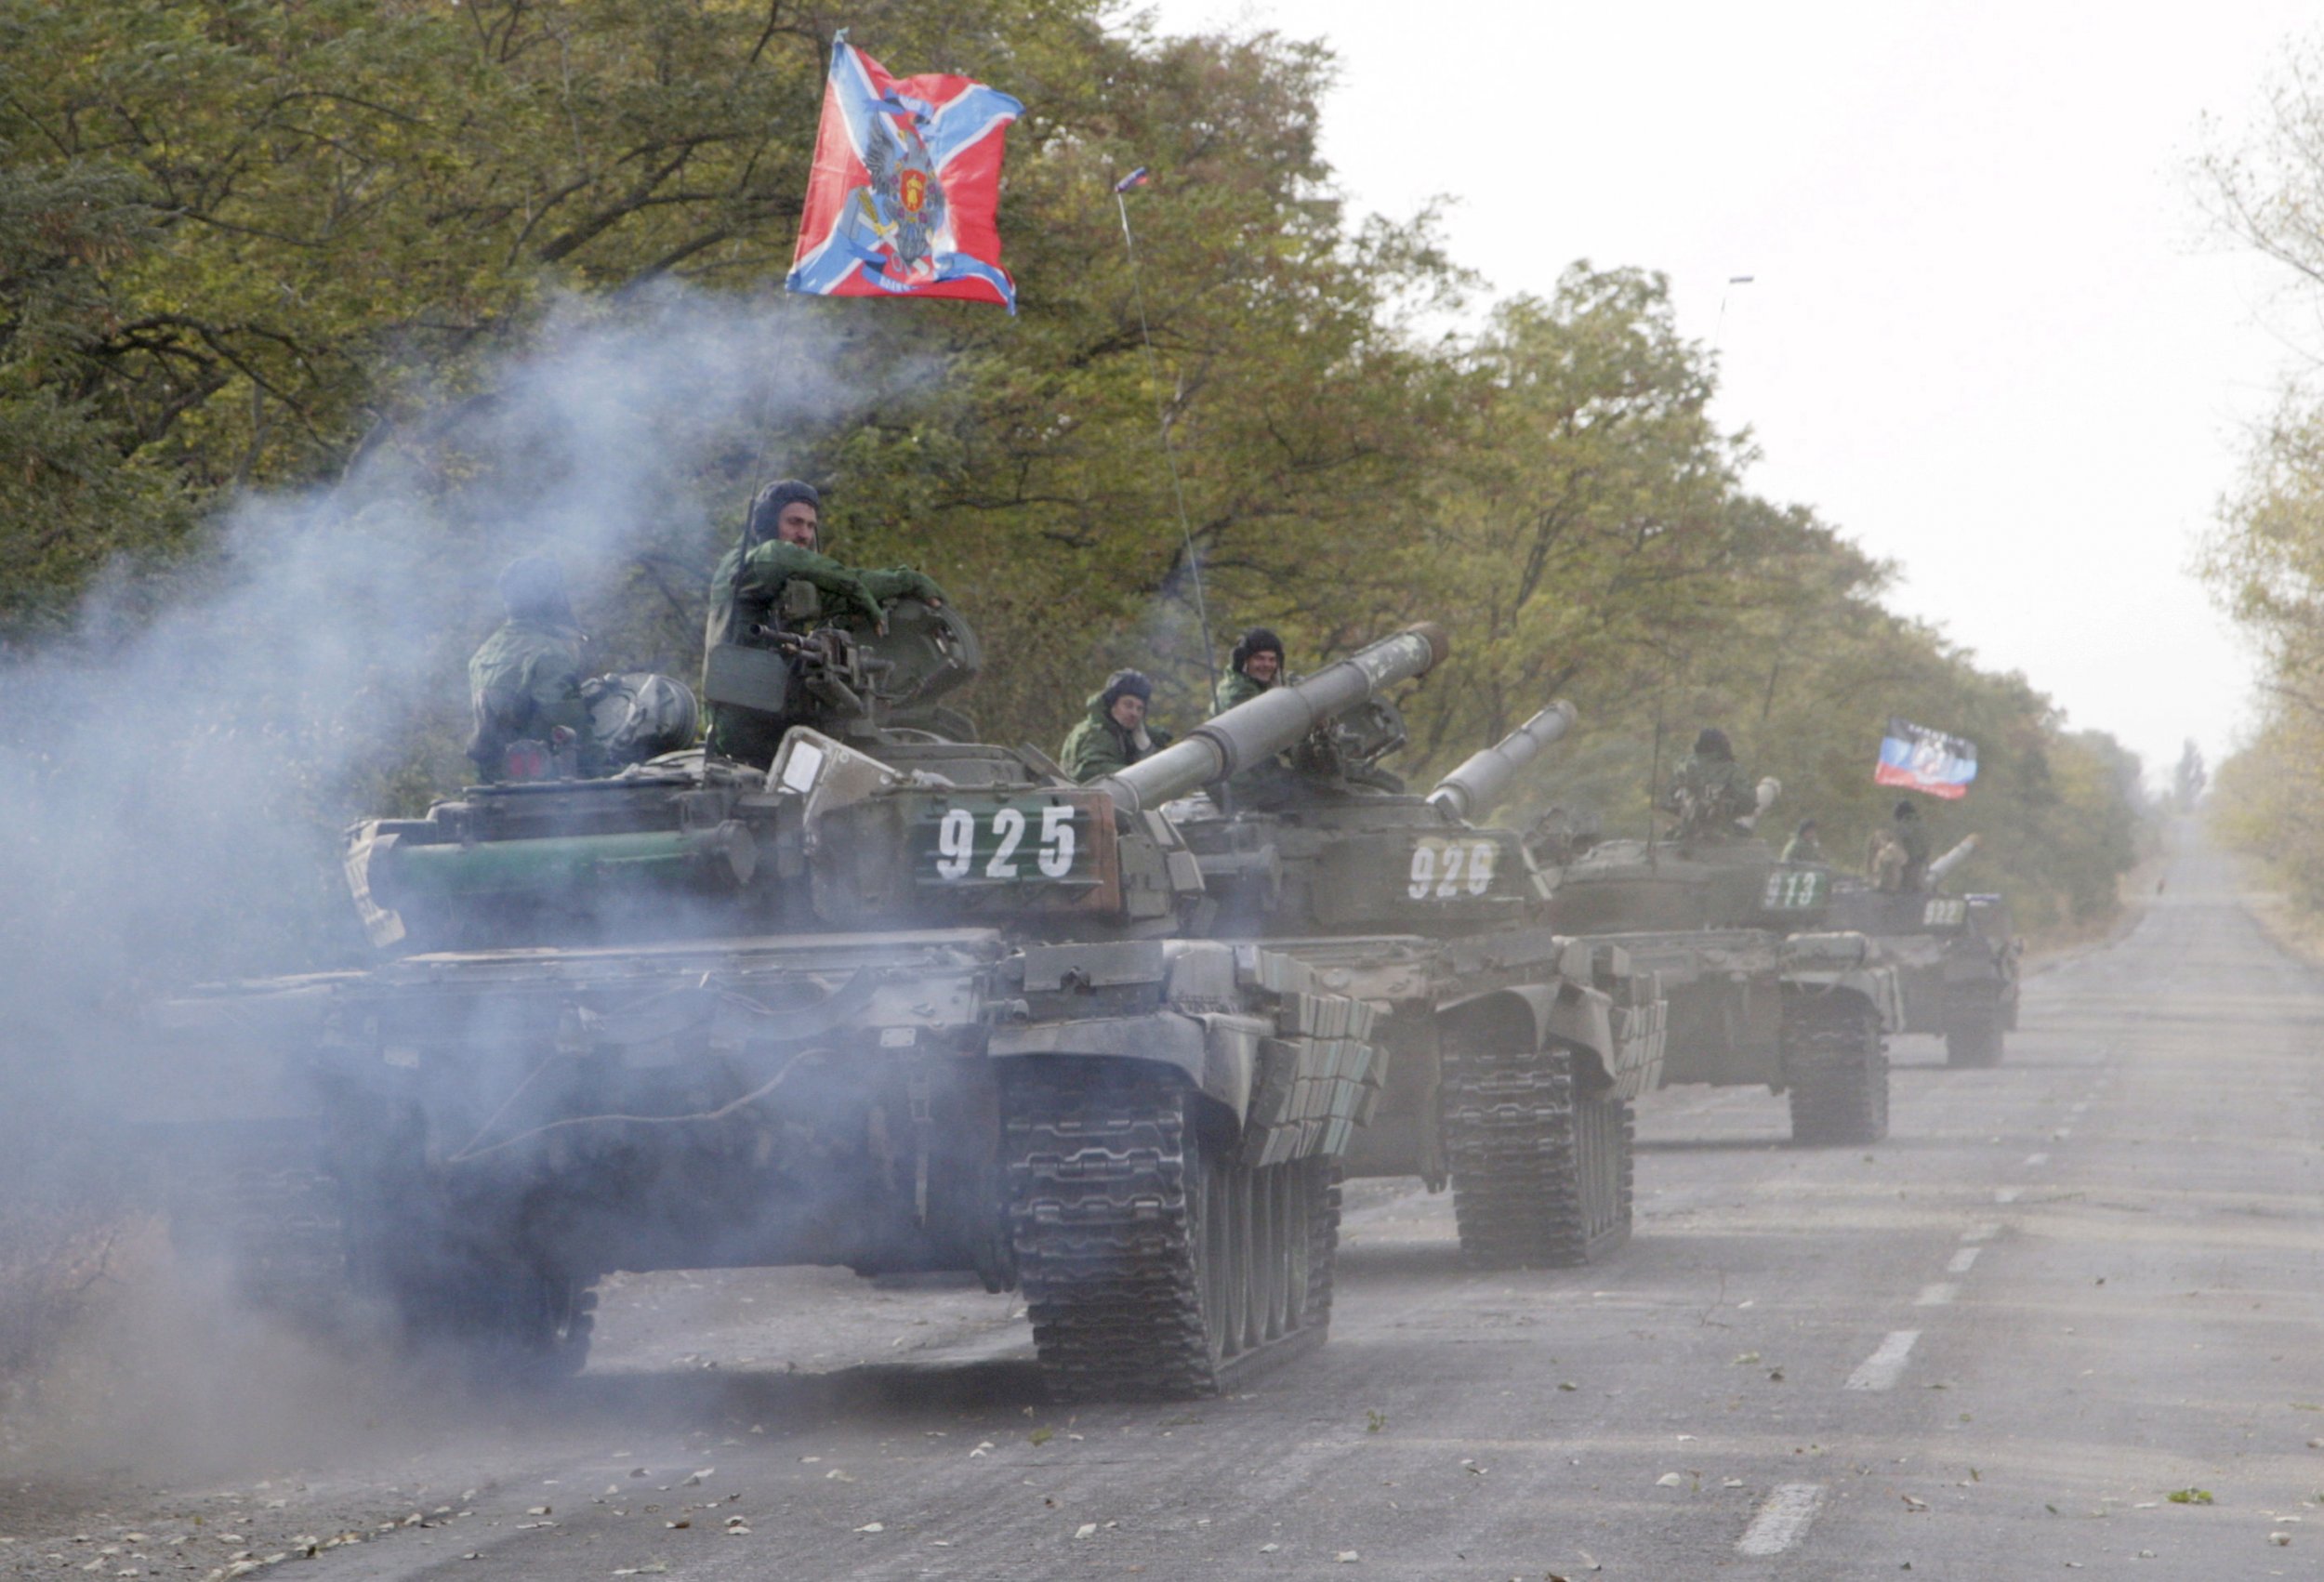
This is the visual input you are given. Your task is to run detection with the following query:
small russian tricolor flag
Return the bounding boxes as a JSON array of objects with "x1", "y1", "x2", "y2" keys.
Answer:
[{"x1": 1113, "y1": 166, "x2": 1151, "y2": 193}]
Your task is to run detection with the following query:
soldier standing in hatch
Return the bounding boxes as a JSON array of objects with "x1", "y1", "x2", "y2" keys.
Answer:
[
  {"x1": 468, "y1": 553, "x2": 598, "y2": 782},
  {"x1": 1663, "y1": 727, "x2": 1756, "y2": 838},
  {"x1": 702, "y1": 479, "x2": 947, "y2": 763},
  {"x1": 1212, "y1": 626, "x2": 1284, "y2": 712},
  {"x1": 1878, "y1": 803, "x2": 1934, "y2": 887},
  {"x1": 1782, "y1": 818, "x2": 1825, "y2": 864},
  {"x1": 1058, "y1": 668, "x2": 1174, "y2": 782}
]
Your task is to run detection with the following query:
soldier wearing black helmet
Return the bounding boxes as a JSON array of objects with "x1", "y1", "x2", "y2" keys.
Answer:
[
  {"x1": 1057, "y1": 668, "x2": 1175, "y2": 782},
  {"x1": 702, "y1": 478, "x2": 947, "y2": 762},
  {"x1": 467, "y1": 553, "x2": 599, "y2": 782},
  {"x1": 1663, "y1": 727, "x2": 1757, "y2": 838}
]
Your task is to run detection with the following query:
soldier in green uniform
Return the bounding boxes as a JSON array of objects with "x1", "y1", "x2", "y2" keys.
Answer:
[
  {"x1": 1781, "y1": 818, "x2": 1825, "y2": 864},
  {"x1": 1058, "y1": 669, "x2": 1174, "y2": 781},
  {"x1": 467, "y1": 554, "x2": 597, "y2": 782},
  {"x1": 1663, "y1": 727, "x2": 1756, "y2": 838},
  {"x1": 702, "y1": 479, "x2": 947, "y2": 764},
  {"x1": 1211, "y1": 627, "x2": 1283, "y2": 711}
]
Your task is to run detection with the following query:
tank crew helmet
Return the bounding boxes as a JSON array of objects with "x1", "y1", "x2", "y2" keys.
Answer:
[
  {"x1": 1230, "y1": 627, "x2": 1285, "y2": 675},
  {"x1": 1101, "y1": 668, "x2": 1155, "y2": 708},
  {"x1": 1895, "y1": 799, "x2": 1920, "y2": 820},
  {"x1": 1794, "y1": 818, "x2": 1817, "y2": 835},
  {"x1": 497, "y1": 553, "x2": 574, "y2": 625},
  {"x1": 745, "y1": 478, "x2": 822, "y2": 545},
  {"x1": 1694, "y1": 727, "x2": 1733, "y2": 760}
]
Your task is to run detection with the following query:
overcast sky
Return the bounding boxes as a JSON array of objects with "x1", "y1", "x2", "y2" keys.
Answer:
[{"x1": 1142, "y1": 0, "x2": 2319, "y2": 779}]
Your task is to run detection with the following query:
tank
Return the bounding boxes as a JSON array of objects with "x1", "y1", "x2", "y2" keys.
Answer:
[
  {"x1": 1539, "y1": 801, "x2": 1902, "y2": 1146},
  {"x1": 138, "y1": 606, "x2": 1448, "y2": 1402},
  {"x1": 1827, "y1": 836, "x2": 2021, "y2": 1067},
  {"x1": 1163, "y1": 700, "x2": 1668, "y2": 1269}
]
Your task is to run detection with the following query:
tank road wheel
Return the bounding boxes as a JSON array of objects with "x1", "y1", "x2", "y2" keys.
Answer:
[
  {"x1": 1004, "y1": 1066, "x2": 1338, "y2": 1402},
  {"x1": 1944, "y1": 999, "x2": 2006, "y2": 1069},
  {"x1": 1784, "y1": 997, "x2": 1891, "y2": 1147},
  {"x1": 1442, "y1": 1043, "x2": 1627, "y2": 1268}
]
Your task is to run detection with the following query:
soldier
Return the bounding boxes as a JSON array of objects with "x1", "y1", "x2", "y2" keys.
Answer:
[
  {"x1": 1781, "y1": 818, "x2": 1825, "y2": 864},
  {"x1": 1058, "y1": 668, "x2": 1174, "y2": 782},
  {"x1": 1890, "y1": 799, "x2": 1934, "y2": 890},
  {"x1": 1663, "y1": 727, "x2": 1756, "y2": 838},
  {"x1": 468, "y1": 554, "x2": 597, "y2": 782},
  {"x1": 1212, "y1": 626, "x2": 1284, "y2": 712},
  {"x1": 703, "y1": 479, "x2": 947, "y2": 762}
]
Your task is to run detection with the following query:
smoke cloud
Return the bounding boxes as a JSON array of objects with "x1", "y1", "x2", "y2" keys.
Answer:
[{"x1": 0, "y1": 286, "x2": 907, "y2": 1428}]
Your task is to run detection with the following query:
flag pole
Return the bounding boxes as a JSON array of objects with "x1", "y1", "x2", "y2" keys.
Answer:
[{"x1": 1113, "y1": 169, "x2": 1221, "y2": 711}]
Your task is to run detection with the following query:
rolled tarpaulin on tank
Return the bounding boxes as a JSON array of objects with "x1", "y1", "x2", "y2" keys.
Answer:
[
  {"x1": 1090, "y1": 624, "x2": 1450, "y2": 816},
  {"x1": 376, "y1": 824, "x2": 758, "y2": 903},
  {"x1": 1424, "y1": 700, "x2": 1577, "y2": 822}
]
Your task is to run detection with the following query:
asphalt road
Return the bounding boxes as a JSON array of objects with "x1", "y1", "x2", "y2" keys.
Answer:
[{"x1": 8, "y1": 836, "x2": 2324, "y2": 1580}]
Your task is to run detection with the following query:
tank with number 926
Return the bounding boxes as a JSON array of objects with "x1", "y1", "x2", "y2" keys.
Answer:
[
  {"x1": 1155, "y1": 697, "x2": 1670, "y2": 1269},
  {"x1": 141, "y1": 600, "x2": 1447, "y2": 1402}
]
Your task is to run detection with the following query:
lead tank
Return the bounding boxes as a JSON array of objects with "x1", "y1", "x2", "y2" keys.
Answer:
[
  {"x1": 1161, "y1": 699, "x2": 1667, "y2": 1268},
  {"x1": 140, "y1": 606, "x2": 1447, "y2": 1401},
  {"x1": 1540, "y1": 797, "x2": 1901, "y2": 1146},
  {"x1": 1827, "y1": 836, "x2": 2020, "y2": 1066}
]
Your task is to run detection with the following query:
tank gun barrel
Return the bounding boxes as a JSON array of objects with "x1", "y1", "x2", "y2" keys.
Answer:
[
  {"x1": 1926, "y1": 833, "x2": 1981, "y2": 885},
  {"x1": 1092, "y1": 624, "x2": 1450, "y2": 815},
  {"x1": 1425, "y1": 701, "x2": 1577, "y2": 822}
]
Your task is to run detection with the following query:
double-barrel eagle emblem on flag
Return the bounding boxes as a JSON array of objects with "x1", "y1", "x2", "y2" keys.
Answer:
[{"x1": 786, "y1": 34, "x2": 1023, "y2": 311}]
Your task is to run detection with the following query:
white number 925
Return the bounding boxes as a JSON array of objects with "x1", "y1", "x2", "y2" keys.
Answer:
[
  {"x1": 1407, "y1": 837, "x2": 1499, "y2": 900},
  {"x1": 934, "y1": 805, "x2": 1078, "y2": 881}
]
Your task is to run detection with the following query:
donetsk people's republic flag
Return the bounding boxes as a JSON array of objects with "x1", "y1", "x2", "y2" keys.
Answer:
[
  {"x1": 1874, "y1": 717, "x2": 1977, "y2": 800},
  {"x1": 786, "y1": 34, "x2": 1023, "y2": 311}
]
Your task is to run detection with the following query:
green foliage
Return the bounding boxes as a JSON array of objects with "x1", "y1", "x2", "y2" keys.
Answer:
[{"x1": 0, "y1": 0, "x2": 2145, "y2": 959}]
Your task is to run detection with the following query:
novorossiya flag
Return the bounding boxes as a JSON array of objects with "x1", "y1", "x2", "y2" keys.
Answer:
[
  {"x1": 786, "y1": 33, "x2": 1023, "y2": 311},
  {"x1": 1874, "y1": 717, "x2": 1977, "y2": 800}
]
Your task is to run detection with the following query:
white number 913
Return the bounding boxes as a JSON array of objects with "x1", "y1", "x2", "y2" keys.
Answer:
[{"x1": 1407, "y1": 837, "x2": 1498, "y2": 900}]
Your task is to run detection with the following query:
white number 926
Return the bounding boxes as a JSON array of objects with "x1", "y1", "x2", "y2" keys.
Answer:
[{"x1": 1407, "y1": 837, "x2": 1498, "y2": 900}]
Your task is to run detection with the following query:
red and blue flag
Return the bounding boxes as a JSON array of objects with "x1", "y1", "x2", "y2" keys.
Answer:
[
  {"x1": 786, "y1": 34, "x2": 1023, "y2": 312},
  {"x1": 1875, "y1": 717, "x2": 1977, "y2": 800}
]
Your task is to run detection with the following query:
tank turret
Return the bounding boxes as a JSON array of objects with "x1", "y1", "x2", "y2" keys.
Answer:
[{"x1": 1424, "y1": 702, "x2": 1577, "y2": 822}]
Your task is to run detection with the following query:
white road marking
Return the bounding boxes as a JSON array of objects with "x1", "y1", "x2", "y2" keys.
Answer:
[
  {"x1": 1736, "y1": 1483, "x2": 1827, "y2": 1556},
  {"x1": 1947, "y1": 1247, "x2": 1982, "y2": 1274},
  {"x1": 1845, "y1": 1330, "x2": 1921, "y2": 1391},
  {"x1": 1995, "y1": 1186, "x2": 2023, "y2": 1204},
  {"x1": 1961, "y1": 1222, "x2": 2000, "y2": 1243},
  {"x1": 2024, "y1": 1152, "x2": 2049, "y2": 1167},
  {"x1": 1914, "y1": 1283, "x2": 1957, "y2": 1307}
]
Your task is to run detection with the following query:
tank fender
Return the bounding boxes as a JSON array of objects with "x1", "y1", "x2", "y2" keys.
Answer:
[
  {"x1": 985, "y1": 1010, "x2": 1262, "y2": 1120},
  {"x1": 1782, "y1": 963, "x2": 1906, "y2": 1034}
]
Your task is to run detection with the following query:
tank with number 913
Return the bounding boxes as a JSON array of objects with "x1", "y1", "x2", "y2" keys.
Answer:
[
  {"x1": 1534, "y1": 783, "x2": 1904, "y2": 1146},
  {"x1": 136, "y1": 597, "x2": 1448, "y2": 1401}
]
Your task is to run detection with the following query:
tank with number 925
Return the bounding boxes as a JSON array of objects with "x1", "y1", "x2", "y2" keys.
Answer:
[{"x1": 139, "y1": 600, "x2": 1448, "y2": 1402}]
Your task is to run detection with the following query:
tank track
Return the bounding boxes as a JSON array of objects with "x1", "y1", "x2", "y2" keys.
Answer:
[
  {"x1": 1444, "y1": 1044, "x2": 1630, "y2": 1268},
  {"x1": 1003, "y1": 1068, "x2": 1338, "y2": 1402},
  {"x1": 164, "y1": 1122, "x2": 353, "y2": 1328},
  {"x1": 1571, "y1": 1087, "x2": 1636, "y2": 1262},
  {"x1": 1942, "y1": 993, "x2": 2006, "y2": 1068},
  {"x1": 1784, "y1": 996, "x2": 1890, "y2": 1145}
]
